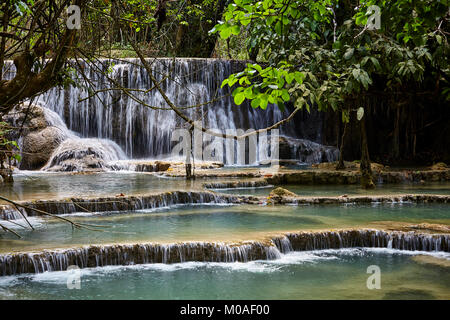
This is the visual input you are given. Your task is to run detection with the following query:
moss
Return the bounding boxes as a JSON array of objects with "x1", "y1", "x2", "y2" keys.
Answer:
[
  {"x1": 269, "y1": 187, "x2": 297, "y2": 198},
  {"x1": 430, "y1": 162, "x2": 448, "y2": 170}
]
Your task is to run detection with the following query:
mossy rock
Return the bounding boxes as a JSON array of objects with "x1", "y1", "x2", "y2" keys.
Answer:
[
  {"x1": 430, "y1": 162, "x2": 448, "y2": 171},
  {"x1": 269, "y1": 187, "x2": 297, "y2": 198}
]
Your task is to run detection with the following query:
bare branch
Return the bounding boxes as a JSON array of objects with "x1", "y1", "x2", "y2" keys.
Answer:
[{"x1": 130, "y1": 40, "x2": 300, "y2": 140}]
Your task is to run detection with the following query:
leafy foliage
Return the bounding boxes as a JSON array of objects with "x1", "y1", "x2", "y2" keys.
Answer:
[
  {"x1": 212, "y1": 0, "x2": 450, "y2": 118},
  {"x1": 0, "y1": 122, "x2": 21, "y2": 163}
]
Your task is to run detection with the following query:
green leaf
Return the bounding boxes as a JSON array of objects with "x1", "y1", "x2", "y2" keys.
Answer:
[
  {"x1": 294, "y1": 72, "x2": 305, "y2": 84},
  {"x1": 260, "y1": 94, "x2": 269, "y2": 109},
  {"x1": 220, "y1": 27, "x2": 232, "y2": 39},
  {"x1": 275, "y1": 21, "x2": 282, "y2": 35},
  {"x1": 352, "y1": 68, "x2": 361, "y2": 80},
  {"x1": 232, "y1": 87, "x2": 244, "y2": 96},
  {"x1": 295, "y1": 97, "x2": 306, "y2": 109},
  {"x1": 357, "y1": 107, "x2": 364, "y2": 121},
  {"x1": 251, "y1": 98, "x2": 261, "y2": 109},
  {"x1": 281, "y1": 90, "x2": 290, "y2": 102},
  {"x1": 244, "y1": 87, "x2": 254, "y2": 99},
  {"x1": 231, "y1": 25, "x2": 241, "y2": 35},
  {"x1": 234, "y1": 92, "x2": 246, "y2": 105},
  {"x1": 221, "y1": 79, "x2": 229, "y2": 88},
  {"x1": 285, "y1": 73, "x2": 295, "y2": 84},
  {"x1": 370, "y1": 57, "x2": 381, "y2": 71},
  {"x1": 282, "y1": 16, "x2": 290, "y2": 25},
  {"x1": 253, "y1": 64, "x2": 263, "y2": 73},
  {"x1": 344, "y1": 48, "x2": 354, "y2": 60},
  {"x1": 268, "y1": 94, "x2": 276, "y2": 104}
]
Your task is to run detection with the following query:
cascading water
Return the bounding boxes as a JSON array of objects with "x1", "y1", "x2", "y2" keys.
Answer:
[
  {"x1": 42, "y1": 138, "x2": 127, "y2": 172},
  {"x1": 2, "y1": 59, "x2": 338, "y2": 166},
  {"x1": 0, "y1": 191, "x2": 238, "y2": 217},
  {"x1": 34, "y1": 58, "x2": 286, "y2": 163},
  {"x1": 0, "y1": 229, "x2": 447, "y2": 276}
]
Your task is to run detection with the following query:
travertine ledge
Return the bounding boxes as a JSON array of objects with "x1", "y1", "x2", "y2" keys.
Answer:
[
  {"x1": 1, "y1": 191, "x2": 449, "y2": 221},
  {"x1": 0, "y1": 229, "x2": 448, "y2": 276}
]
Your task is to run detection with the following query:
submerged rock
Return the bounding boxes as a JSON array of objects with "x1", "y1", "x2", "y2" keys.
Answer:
[{"x1": 411, "y1": 255, "x2": 450, "y2": 268}]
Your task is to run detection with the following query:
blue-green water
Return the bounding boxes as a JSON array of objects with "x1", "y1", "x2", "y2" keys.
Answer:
[
  {"x1": 2, "y1": 172, "x2": 449, "y2": 202},
  {"x1": 1, "y1": 203, "x2": 450, "y2": 252},
  {"x1": 1, "y1": 248, "x2": 448, "y2": 299},
  {"x1": 0, "y1": 172, "x2": 207, "y2": 201},
  {"x1": 1, "y1": 172, "x2": 450, "y2": 300}
]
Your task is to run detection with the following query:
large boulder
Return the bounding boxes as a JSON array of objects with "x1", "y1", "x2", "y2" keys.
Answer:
[
  {"x1": 19, "y1": 126, "x2": 68, "y2": 170},
  {"x1": 3, "y1": 103, "x2": 72, "y2": 170}
]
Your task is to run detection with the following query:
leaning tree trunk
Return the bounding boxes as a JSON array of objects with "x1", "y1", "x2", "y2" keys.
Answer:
[{"x1": 360, "y1": 114, "x2": 375, "y2": 189}]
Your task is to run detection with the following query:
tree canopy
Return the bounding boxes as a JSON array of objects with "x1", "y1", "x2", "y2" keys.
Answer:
[{"x1": 212, "y1": 0, "x2": 449, "y2": 113}]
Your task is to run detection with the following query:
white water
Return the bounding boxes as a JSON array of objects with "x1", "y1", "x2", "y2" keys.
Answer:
[
  {"x1": 43, "y1": 137, "x2": 128, "y2": 172},
  {"x1": 3, "y1": 59, "x2": 338, "y2": 167},
  {"x1": 0, "y1": 247, "x2": 448, "y2": 288},
  {"x1": 1, "y1": 229, "x2": 448, "y2": 276}
]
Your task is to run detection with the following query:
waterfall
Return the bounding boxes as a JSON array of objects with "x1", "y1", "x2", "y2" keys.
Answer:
[
  {"x1": 0, "y1": 241, "x2": 281, "y2": 276},
  {"x1": 1, "y1": 193, "x2": 449, "y2": 221},
  {"x1": 0, "y1": 205, "x2": 24, "y2": 220},
  {"x1": 203, "y1": 180, "x2": 270, "y2": 190},
  {"x1": 0, "y1": 191, "x2": 240, "y2": 218},
  {"x1": 272, "y1": 230, "x2": 449, "y2": 253},
  {"x1": 0, "y1": 229, "x2": 448, "y2": 276},
  {"x1": 30, "y1": 58, "x2": 285, "y2": 162},
  {"x1": 279, "y1": 136, "x2": 340, "y2": 163},
  {"x1": 2, "y1": 59, "x2": 338, "y2": 165}
]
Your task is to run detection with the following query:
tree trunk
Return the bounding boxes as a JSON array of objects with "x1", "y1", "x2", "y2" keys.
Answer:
[
  {"x1": 360, "y1": 114, "x2": 375, "y2": 189},
  {"x1": 185, "y1": 162, "x2": 192, "y2": 179},
  {"x1": 0, "y1": 154, "x2": 13, "y2": 184},
  {"x1": 392, "y1": 106, "x2": 400, "y2": 159},
  {"x1": 336, "y1": 120, "x2": 348, "y2": 170},
  {"x1": 0, "y1": 168, "x2": 13, "y2": 184},
  {"x1": 185, "y1": 126, "x2": 194, "y2": 180},
  {"x1": 0, "y1": 0, "x2": 84, "y2": 116}
]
